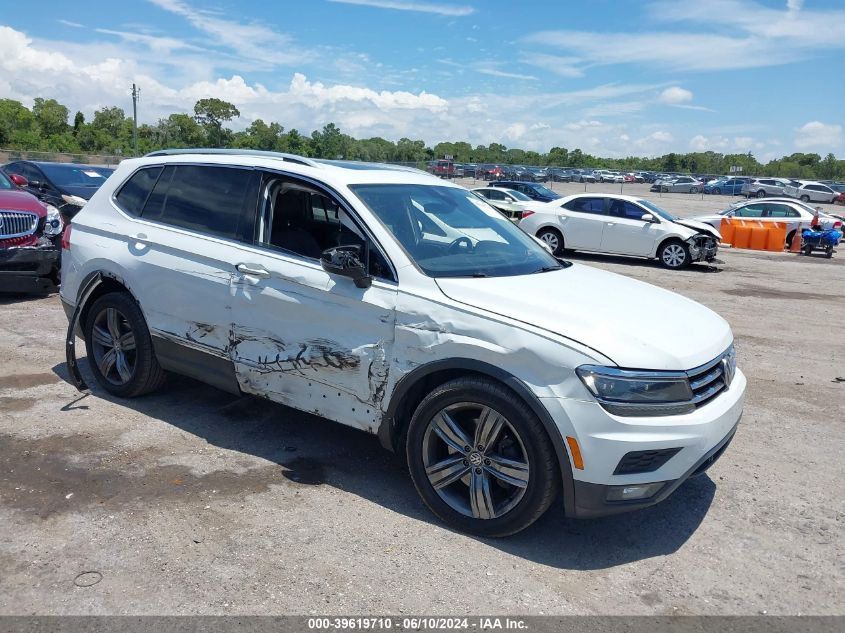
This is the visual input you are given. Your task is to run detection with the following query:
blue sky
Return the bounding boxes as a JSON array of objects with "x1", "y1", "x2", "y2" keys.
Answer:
[{"x1": 1, "y1": 0, "x2": 843, "y2": 158}]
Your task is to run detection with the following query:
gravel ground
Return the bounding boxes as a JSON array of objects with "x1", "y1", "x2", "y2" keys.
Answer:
[{"x1": 1, "y1": 216, "x2": 843, "y2": 615}]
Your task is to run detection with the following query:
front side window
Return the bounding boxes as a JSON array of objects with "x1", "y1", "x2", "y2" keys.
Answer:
[
  {"x1": 350, "y1": 184, "x2": 560, "y2": 278},
  {"x1": 141, "y1": 165, "x2": 259, "y2": 242},
  {"x1": 258, "y1": 175, "x2": 392, "y2": 280},
  {"x1": 608, "y1": 199, "x2": 650, "y2": 221},
  {"x1": 734, "y1": 204, "x2": 765, "y2": 218}
]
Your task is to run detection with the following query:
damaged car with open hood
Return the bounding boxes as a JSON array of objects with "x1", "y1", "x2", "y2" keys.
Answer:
[
  {"x1": 518, "y1": 193, "x2": 721, "y2": 269},
  {"x1": 60, "y1": 150, "x2": 744, "y2": 537}
]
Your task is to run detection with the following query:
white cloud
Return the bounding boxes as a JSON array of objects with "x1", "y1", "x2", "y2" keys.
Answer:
[
  {"x1": 58, "y1": 19, "x2": 84, "y2": 28},
  {"x1": 95, "y1": 28, "x2": 206, "y2": 55},
  {"x1": 794, "y1": 121, "x2": 843, "y2": 150},
  {"x1": 787, "y1": 0, "x2": 804, "y2": 11},
  {"x1": 658, "y1": 86, "x2": 692, "y2": 105},
  {"x1": 519, "y1": 52, "x2": 584, "y2": 78},
  {"x1": 327, "y1": 0, "x2": 475, "y2": 16}
]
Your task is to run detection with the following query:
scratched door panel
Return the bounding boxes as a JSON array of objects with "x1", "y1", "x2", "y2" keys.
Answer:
[
  {"x1": 228, "y1": 249, "x2": 397, "y2": 434},
  {"x1": 126, "y1": 224, "x2": 242, "y2": 355}
]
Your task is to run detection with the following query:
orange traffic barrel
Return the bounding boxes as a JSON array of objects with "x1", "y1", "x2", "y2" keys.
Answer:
[
  {"x1": 733, "y1": 225, "x2": 752, "y2": 249},
  {"x1": 720, "y1": 218, "x2": 736, "y2": 245},
  {"x1": 767, "y1": 222, "x2": 787, "y2": 251}
]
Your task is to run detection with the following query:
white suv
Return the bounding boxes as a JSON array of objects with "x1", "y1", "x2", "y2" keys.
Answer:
[
  {"x1": 60, "y1": 150, "x2": 745, "y2": 536},
  {"x1": 519, "y1": 193, "x2": 721, "y2": 269}
]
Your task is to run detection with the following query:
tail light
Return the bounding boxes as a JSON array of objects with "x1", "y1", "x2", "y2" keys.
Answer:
[
  {"x1": 834, "y1": 221, "x2": 842, "y2": 229},
  {"x1": 520, "y1": 210, "x2": 535, "y2": 219},
  {"x1": 61, "y1": 224, "x2": 72, "y2": 250}
]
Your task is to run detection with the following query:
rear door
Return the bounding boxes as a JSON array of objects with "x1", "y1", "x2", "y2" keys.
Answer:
[
  {"x1": 225, "y1": 171, "x2": 397, "y2": 432},
  {"x1": 600, "y1": 199, "x2": 662, "y2": 256},
  {"x1": 558, "y1": 196, "x2": 606, "y2": 250},
  {"x1": 115, "y1": 163, "x2": 260, "y2": 356}
]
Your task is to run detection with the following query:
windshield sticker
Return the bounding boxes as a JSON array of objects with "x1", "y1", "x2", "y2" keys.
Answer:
[{"x1": 83, "y1": 170, "x2": 105, "y2": 178}]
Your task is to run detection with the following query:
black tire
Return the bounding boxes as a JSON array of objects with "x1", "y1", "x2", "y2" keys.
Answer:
[
  {"x1": 826, "y1": 246, "x2": 833, "y2": 259},
  {"x1": 786, "y1": 230, "x2": 796, "y2": 249},
  {"x1": 406, "y1": 377, "x2": 559, "y2": 537},
  {"x1": 689, "y1": 186, "x2": 699, "y2": 194},
  {"x1": 756, "y1": 189, "x2": 766, "y2": 198},
  {"x1": 800, "y1": 195, "x2": 810, "y2": 202},
  {"x1": 536, "y1": 228, "x2": 563, "y2": 256},
  {"x1": 83, "y1": 291, "x2": 166, "y2": 398},
  {"x1": 658, "y1": 239, "x2": 691, "y2": 269},
  {"x1": 661, "y1": 185, "x2": 669, "y2": 193},
  {"x1": 802, "y1": 245, "x2": 813, "y2": 256},
  {"x1": 713, "y1": 187, "x2": 722, "y2": 195}
]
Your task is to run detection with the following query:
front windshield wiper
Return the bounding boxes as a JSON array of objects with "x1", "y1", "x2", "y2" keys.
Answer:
[{"x1": 531, "y1": 264, "x2": 564, "y2": 274}]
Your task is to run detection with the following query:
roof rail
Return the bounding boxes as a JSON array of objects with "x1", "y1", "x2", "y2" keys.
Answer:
[{"x1": 142, "y1": 148, "x2": 319, "y2": 167}]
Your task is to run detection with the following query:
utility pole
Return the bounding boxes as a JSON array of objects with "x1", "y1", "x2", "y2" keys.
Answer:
[{"x1": 131, "y1": 83, "x2": 140, "y2": 156}]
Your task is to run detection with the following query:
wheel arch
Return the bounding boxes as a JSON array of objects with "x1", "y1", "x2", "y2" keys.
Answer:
[
  {"x1": 71, "y1": 270, "x2": 142, "y2": 337},
  {"x1": 378, "y1": 358, "x2": 577, "y2": 516}
]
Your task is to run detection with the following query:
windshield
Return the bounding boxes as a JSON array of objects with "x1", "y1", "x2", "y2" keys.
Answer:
[
  {"x1": 637, "y1": 199, "x2": 677, "y2": 221},
  {"x1": 38, "y1": 164, "x2": 113, "y2": 187},
  {"x1": 0, "y1": 171, "x2": 12, "y2": 189},
  {"x1": 530, "y1": 184, "x2": 558, "y2": 198},
  {"x1": 350, "y1": 184, "x2": 561, "y2": 278},
  {"x1": 507, "y1": 189, "x2": 532, "y2": 201}
]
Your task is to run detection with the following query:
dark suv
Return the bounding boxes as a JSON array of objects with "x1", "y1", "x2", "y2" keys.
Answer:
[{"x1": 489, "y1": 181, "x2": 561, "y2": 203}]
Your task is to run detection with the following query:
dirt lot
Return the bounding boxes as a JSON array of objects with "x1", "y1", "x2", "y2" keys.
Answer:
[{"x1": 1, "y1": 232, "x2": 844, "y2": 615}]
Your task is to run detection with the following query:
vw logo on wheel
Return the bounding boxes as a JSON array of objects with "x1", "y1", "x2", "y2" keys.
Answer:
[{"x1": 468, "y1": 452, "x2": 483, "y2": 466}]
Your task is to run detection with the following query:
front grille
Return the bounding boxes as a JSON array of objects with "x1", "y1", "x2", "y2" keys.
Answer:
[
  {"x1": 614, "y1": 447, "x2": 682, "y2": 475},
  {"x1": 687, "y1": 353, "x2": 729, "y2": 408},
  {"x1": 0, "y1": 210, "x2": 38, "y2": 240}
]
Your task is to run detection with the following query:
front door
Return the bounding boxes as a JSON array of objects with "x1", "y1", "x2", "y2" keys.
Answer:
[
  {"x1": 601, "y1": 199, "x2": 660, "y2": 256},
  {"x1": 227, "y1": 173, "x2": 397, "y2": 433}
]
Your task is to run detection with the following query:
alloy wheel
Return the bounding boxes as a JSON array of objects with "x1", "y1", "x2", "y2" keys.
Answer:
[
  {"x1": 90, "y1": 307, "x2": 137, "y2": 385},
  {"x1": 422, "y1": 403, "x2": 529, "y2": 520},
  {"x1": 662, "y1": 243, "x2": 687, "y2": 268},
  {"x1": 538, "y1": 231, "x2": 560, "y2": 252}
]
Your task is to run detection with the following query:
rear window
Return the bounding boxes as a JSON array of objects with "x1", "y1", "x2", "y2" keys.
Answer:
[
  {"x1": 115, "y1": 167, "x2": 163, "y2": 216},
  {"x1": 140, "y1": 165, "x2": 259, "y2": 242}
]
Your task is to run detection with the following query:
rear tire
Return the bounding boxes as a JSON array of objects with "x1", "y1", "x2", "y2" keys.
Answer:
[
  {"x1": 800, "y1": 195, "x2": 810, "y2": 202},
  {"x1": 658, "y1": 239, "x2": 691, "y2": 269},
  {"x1": 536, "y1": 228, "x2": 563, "y2": 256},
  {"x1": 83, "y1": 292, "x2": 166, "y2": 398},
  {"x1": 406, "y1": 377, "x2": 559, "y2": 537},
  {"x1": 713, "y1": 187, "x2": 722, "y2": 195}
]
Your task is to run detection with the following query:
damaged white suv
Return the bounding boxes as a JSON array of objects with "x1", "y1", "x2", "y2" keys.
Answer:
[{"x1": 60, "y1": 150, "x2": 745, "y2": 536}]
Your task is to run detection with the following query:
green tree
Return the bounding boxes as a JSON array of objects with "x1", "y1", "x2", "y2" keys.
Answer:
[
  {"x1": 193, "y1": 98, "x2": 240, "y2": 147},
  {"x1": 0, "y1": 99, "x2": 36, "y2": 146},
  {"x1": 91, "y1": 106, "x2": 127, "y2": 138},
  {"x1": 73, "y1": 111, "x2": 85, "y2": 135},
  {"x1": 32, "y1": 98, "x2": 69, "y2": 136}
]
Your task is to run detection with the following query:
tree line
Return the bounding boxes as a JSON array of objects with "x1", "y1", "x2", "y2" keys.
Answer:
[{"x1": 1, "y1": 96, "x2": 843, "y2": 179}]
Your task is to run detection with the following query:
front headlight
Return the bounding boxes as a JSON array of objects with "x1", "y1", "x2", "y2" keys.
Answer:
[
  {"x1": 43, "y1": 204, "x2": 64, "y2": 236},
  {"x1": 61, "y1": 194, "x2": 87, "y2": 207},
  {"x1": 576, "y1": 365, "x2": 695, "y2": 417}
]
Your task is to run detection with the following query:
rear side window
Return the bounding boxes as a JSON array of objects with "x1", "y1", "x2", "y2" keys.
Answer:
[
  {"x1": 564, "y1": 197, "x2": 605, "y2": 214},
  {"x1": 766, "y1": 204, "x2": 800, "y2": 218},
  {"x1": 142, "y1": 165, "x2": 259, "y2": 242},
  {"x1": 115, "y1": 167, "x2": 163, "y2": 216}
]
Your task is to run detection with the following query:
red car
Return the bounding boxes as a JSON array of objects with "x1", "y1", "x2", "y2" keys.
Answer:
[
  {"x1": 429, "y1": 159, "x2": 456, "y2": 178},
  {"x1": 0, "y1": 170, "x2": 63, "y2": 292},
  {"x1": 834, "y1": 192, "x2": 845, "y2": 205}
]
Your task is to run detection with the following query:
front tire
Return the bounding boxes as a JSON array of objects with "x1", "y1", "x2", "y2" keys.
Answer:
[
  {"x1": 712, "y1": 187, "x2": 722, "y2": 195},
  {"x1": 658, "y1": 239, "x2": 691, "y2": 269},
  {"x1": 406, "y1": 377, "x2": 559, "y2": 537},
  {"x1": 756, "y1": 189, "x2": 766, "y2": 198},
  {"x1": 800, "y1": 195, "x2": 810, "y2": 202},
  {"x1": 84, "y1": 292, "x2": 166, "y2": 398},
  {"x1": 536, "y1": 228, "x2": 563, "y2": 256}
]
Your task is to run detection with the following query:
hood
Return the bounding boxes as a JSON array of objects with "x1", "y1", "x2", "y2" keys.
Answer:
[
  {"x1": 435, "y1": 263, "x2": 732, "y2": 370},
  {"x1": 0, "y1": 189, "x2": 47, "y2": 216},
  {"x1": 674, "y1": 218, "x2": 722, "y2": 238}
]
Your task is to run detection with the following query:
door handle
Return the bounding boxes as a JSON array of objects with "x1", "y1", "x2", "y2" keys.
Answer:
[{"x1": 236, "y1": 263, "x2": 271, "y2": 279}]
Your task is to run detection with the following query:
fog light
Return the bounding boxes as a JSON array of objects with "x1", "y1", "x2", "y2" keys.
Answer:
[{"x1": 606, "y1": 482, "x2": 665, "y2": 502}]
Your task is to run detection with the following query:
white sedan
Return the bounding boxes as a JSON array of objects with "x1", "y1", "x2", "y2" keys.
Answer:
[
  {"x1": 519, "y1": 193, "x2": 721, "y2": 269},
  {"x1": 688, "y1": 198, "x2": 843, "y2": 247}
]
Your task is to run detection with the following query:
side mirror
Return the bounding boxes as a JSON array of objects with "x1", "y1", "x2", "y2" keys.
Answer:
[
  {"x1": 28, "y1": 179, "x2": 43, "y2": 189},
  {"x1": 9, "y1": 173, "x2": 28, "y2": 187},
  {"x1": 641, "y1": 213, "x2": 655, "y2": 222},
  {"x1": 321, "y1": 244, "x2": 372, "y2": 289}
]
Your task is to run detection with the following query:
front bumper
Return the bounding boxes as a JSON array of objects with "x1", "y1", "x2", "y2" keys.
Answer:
[
  {"x1": 0, "y1": 245, "x2": 59, "y2": 293},
  {"x1": 541, "y1": 368, "x2": 746, "y2": 518}
]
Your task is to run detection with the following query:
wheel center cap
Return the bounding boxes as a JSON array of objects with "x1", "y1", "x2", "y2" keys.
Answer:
[{"x1": 468, "y1": 452, "x2": 483, "y2": 466}]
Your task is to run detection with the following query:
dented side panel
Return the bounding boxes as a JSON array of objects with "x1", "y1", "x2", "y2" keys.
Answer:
[{"x1": 227, "y1": 249, "x2": 396, "y2": 433}]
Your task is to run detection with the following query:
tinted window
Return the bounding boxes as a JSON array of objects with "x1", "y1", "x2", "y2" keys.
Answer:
[
  {"x1": 143, "y1": 165, "x2": 259, "y2": 242},
  {"x1": 734, "y1": 204, "x2": 765, "y2": 218},
  {"x1": 766, "y1": 204, "x2": 799, "y2": 218},
  {"x1": 0, "y1": 171, "x2": 12, "y2": 189},
  {"x1": 608, "y1": 199, "x2": 649, "y2": 220},
  {"x1": 38, "y1": 164, "x2": 112, "y2": 187},
  {"x1": 564, "y1": 197, "x2": 605, "y2": 214},
  {"x1": 115, "y1": 167, "x2": 163, "y2": 216}
]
